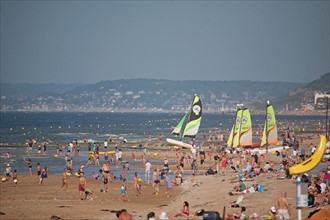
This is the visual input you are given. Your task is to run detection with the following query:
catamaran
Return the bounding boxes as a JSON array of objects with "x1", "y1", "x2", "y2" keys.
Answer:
[
  {"x1": 166, "y1": 95, "x2": 202, "y2": 148},
  {"x1": 227, "y1": 105, "x2": 253, "y2": 148},
  {"x1": 252, "y1": 101, "x2": 285, "y2": 154}
]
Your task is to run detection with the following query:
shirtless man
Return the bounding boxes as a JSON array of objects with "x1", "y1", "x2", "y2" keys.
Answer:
[
  {"x1": 280, "y1": 147, "x2": 287, "y2": 159},
  {"x1": 79, "y1": 172, "x2": 87, "y2": 200},
  {"x1": 276, "y1": 192, "x2": 290, "y2": 220}
]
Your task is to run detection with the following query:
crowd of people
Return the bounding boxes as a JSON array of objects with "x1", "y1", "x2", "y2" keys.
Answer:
[{"x1": 2, "y1": 131, "x2": 330, "y2": 219}]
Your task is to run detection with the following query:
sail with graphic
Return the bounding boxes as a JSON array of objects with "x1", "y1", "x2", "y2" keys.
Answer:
[
  {"x1": 167, "y1": 95, "x2": 202, "y2": 147},
  {"x1": 227, "y1": 106, "x2": 252, "y2": 148},
  {"x1": 182, "y1": 95, "x2": 202, "y2": 138},
  {"x1": 233, "y1": 108, "x2": 244, "y2": 147},
  {"x1": 260, "y1": 102, "x2": 278, "y2": 146},
  {"x1": 239, "y1": 108, "x2": 253, "y2": 146},
  {"x1": 171, "y1": 113, "x2": 188, "y2": 136}
]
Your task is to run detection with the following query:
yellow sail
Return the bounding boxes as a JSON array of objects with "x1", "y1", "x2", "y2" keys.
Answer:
[
  {"x1": 239, "y1": 108, "x2": 253, "y2": 146},
  {"x1": 260, "y1": 103, "x2": 278, "y2": 146},
  {"x1": 227, "y1": 125, "x2": 234, "y2": 147}
]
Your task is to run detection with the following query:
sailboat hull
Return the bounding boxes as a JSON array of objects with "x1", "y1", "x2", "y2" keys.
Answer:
[
  {"x1": 166, "y1": 138, "x2": 192, "y2": 149},
  {"x1": 250, "y1": 145, "x2": 289, "y2": 154}
]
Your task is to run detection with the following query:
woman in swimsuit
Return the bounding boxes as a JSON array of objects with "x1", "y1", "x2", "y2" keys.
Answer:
[
  {"x1": 60, "y1": 169, "x2": 68, "y2": 191},
  {"x1": 26, "y1": 159, "x2": 32, "y2": 175},
  {"x1": 174, "y1": 201, "x2": 189, "y2": 217}
]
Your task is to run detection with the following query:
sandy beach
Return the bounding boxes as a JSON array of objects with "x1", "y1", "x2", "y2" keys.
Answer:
[{"x1": 1, "y1": 136, "x2": 329, "y2": 220}]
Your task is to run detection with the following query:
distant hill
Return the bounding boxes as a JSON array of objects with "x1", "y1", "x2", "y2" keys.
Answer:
[
  {"x1": 0, "y1": 83, "x2": 82, "y2": 96},
  {"x1": 267, "y1": 72, "x2": 330, "y2": 110},
  {"x1": 1, "y1": 79, "x2": 305, "y2": 112}
]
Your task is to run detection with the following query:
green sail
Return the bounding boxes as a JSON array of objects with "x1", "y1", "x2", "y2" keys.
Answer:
[
  {"x1": 233, "y1": 109, "x2": 243, "y2": 147},
  {"x1": 261, "y1": 103, "x2": 278, "y2": 146},
  {"x1": 182, "y1": 95, "x2": 202, "y2": 138},
  {"x1": 172, "y1": 113, "x2": 187, "y2": 136}
]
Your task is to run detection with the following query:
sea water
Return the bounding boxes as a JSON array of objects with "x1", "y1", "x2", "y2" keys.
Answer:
[{"x1": 0, "y1": 112, "x2": 325, "y2": 178}]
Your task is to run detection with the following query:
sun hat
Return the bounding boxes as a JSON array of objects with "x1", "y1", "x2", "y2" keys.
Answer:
[
  {"x1": 251, "y1": 213, "x2": 259, "y2": 218},
  {"x1": 159, "y1": 212, "x2": 168, "y2": 220},
  {"x1": 271, "y1": 206, "x2": 276, "y2": 212}
]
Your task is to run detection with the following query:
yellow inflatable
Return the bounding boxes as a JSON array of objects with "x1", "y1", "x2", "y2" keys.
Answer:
[
  {"x1": 98, "y1": 151, "x2": 116, "y2": 155},
  {"x1": 289, "y1": 135, "x2": 327, "y2": 175}
]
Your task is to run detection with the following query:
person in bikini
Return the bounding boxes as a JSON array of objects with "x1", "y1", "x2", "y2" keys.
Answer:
[
  {"x1": 60, "y1": 169, "x2": 68, "y2": 191},
  {"x1": 174, "y1": 201, "x2": 189, "y2": 217}
]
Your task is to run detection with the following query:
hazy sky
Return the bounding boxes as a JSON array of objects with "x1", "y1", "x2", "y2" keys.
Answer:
[{"x1": 1, "y1": 1, "x2": 329, "y2": 84}]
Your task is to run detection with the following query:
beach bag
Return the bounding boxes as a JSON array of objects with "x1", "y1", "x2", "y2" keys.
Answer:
[
  {"x1": 206, "y1": 169, "x2": 216, "y2": 175},
  {"x1": 308, "y1": 194, "x2": 315, "y2": 206},
  {"x1": 257, "y1": 185, "x2": 264, "y2": 192}
]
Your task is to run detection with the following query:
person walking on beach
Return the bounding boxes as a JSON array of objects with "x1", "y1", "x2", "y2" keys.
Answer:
[
  {"x1": 78, "y1": 172, "x2": 86, "y2": 200},
  {"x1": 145, "y1": 160, "x2": 152, "y2": 184},
  {"x1": 40, "y1": 166, "x2": 48, "y2": 184},
  {"x1": 36, "y1": 162, "x2": 41, "y2": 182},
  {"x1": 4, "y1": 164, "x2": 12, "y2": 181},
  {"x1": 276, "y1": 192, "x2": 290, "y2": 220},
  {"x1": 120, "y1": 178, "x2": 129, "y2": 202},
  {"x1": 220, "y1": 156, "x2": 228, "y2": 175},
  {"x1": 133, "y1": 172, "x2": 141, "y2": 196},
  {"x1": 43, "y1": 142, "x2": 47, "y2": 155},
  {"x1": 116, "y1": 150, "x2": 123, "y2": 168},
  {"x1": 60, "y1": 169, "x2": 68, "y2": 191},
  {"x1": 165, "y1": 172, "x2": 172, "y2": 198},
  {"x1": 190, "y1": 159, "x2": 198, "y2": 183},
  {"x1": 25, "y1": 158, "x2": 32, "y2": 175}
]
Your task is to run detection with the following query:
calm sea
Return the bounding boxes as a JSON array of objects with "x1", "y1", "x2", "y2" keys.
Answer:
[{"x1": 0, "y1": 112, "x2": 326, "y2": 179}]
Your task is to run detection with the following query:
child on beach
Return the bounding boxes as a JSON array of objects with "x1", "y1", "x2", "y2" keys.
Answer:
[
  {"x1": 4, "y1": 164, "x2": 12, "y2": 181},
  {"x1": 102, "y1": 171, "x2": 108, "y2": 192},
  {"x1": 91, "y1": 172, "x2": 99, "y2": 180},
  {"x1": 165, "y1": 172, "x2": 172, "y2": 198},
  {"x1": 191, "y1": 159, "x2": 198, "y2": 183},
  {"x1": 12, "y1": 169, "x2": 18, "y2": 185},
  {"x1": 153, "y1": 179, "x2": 160, "y2": 196},
  {"x1": 120, "y1": 179, "x2": 129, "y2": 202},
  {"x1": 40, "y1": 166, "x2": 48, "y2": 184}
]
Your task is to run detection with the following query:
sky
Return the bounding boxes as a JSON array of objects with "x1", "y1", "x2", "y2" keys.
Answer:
[{"x1": 0, "y1": 1, "x2": 329, "y2": 84}]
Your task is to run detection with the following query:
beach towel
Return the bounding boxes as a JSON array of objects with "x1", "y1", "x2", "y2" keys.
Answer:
[{"x1": 231, "y1": 195, "x2": 244, "y2": 208}]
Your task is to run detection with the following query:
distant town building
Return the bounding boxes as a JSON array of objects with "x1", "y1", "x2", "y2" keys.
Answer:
[{"x1": 314, "y1": 92, "x2": 330, "y2": 110}]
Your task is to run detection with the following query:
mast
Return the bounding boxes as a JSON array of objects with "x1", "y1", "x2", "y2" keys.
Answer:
[
  {"x1": 265, "y1": 100, "x2": 269, "y2": 152},
  {"x1": 236, "y1": 104, "x2": 244, "y2": 147}
]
